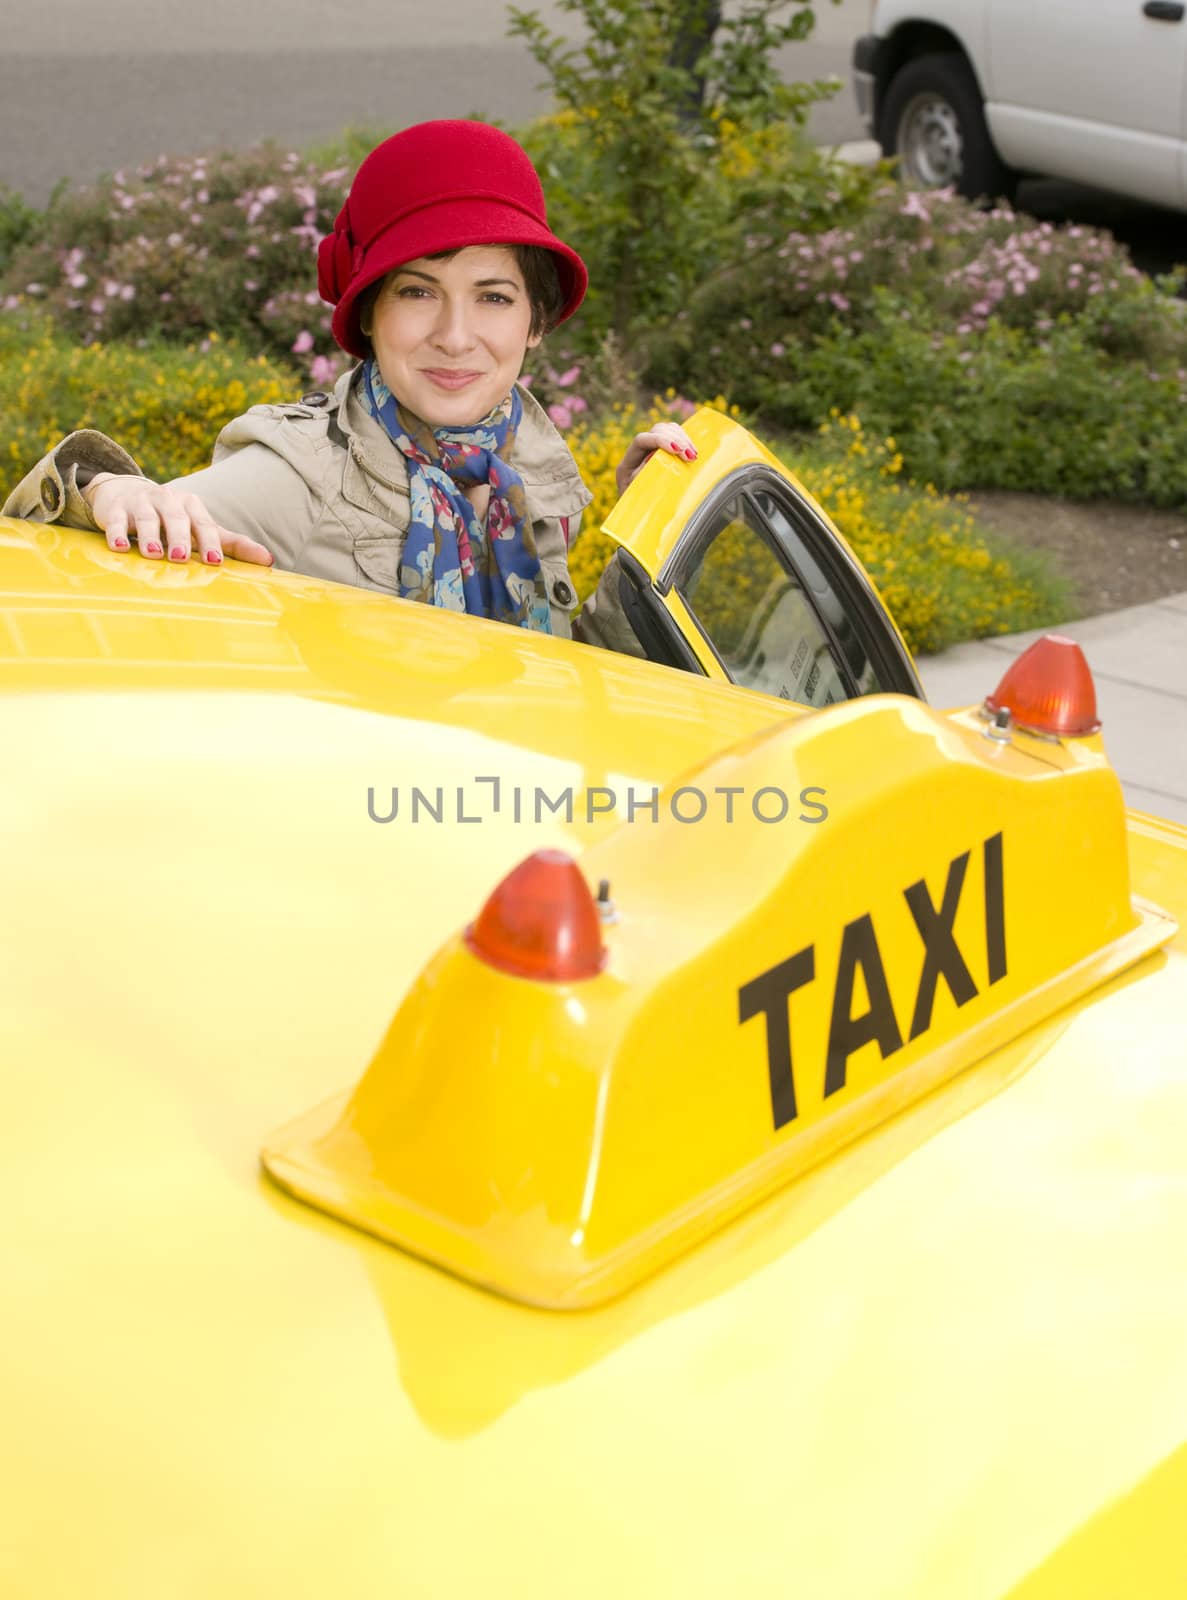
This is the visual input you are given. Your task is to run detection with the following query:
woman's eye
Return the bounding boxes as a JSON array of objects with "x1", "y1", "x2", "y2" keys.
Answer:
[
  {"x1": 396, "y1": 285, "x2": 431, "y2": 299},
  {"x1": 482, "y1": 292, "x2": 514, "y2": 305}
]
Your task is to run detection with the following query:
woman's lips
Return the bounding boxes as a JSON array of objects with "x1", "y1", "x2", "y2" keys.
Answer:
[{"x1": 422, "y1": 368, "x2": 484, "y2": 391}]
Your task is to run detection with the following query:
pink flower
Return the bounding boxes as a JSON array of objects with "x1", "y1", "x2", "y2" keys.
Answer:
[
  {"x1": 553, "y1": 365, "x2": 580, "y2": 388},
  {"x1": 770, "y1": 342, "x2": 786, "y2": 357},
  {"x1": 829, "y1": 293, "x2": 850, "y2": 313},
  {"x1": 309, "y1": 354, "x2": 338, "y2": 385},
  {"x1": 547, "y1": 401, "x2": 573, "y2": 430},
  {"x1": 518, "y1": 372, "x2": 534, "y2": 389},
  {"x1": 291, "y1": 330, "x2": 314, "y2": 354}
]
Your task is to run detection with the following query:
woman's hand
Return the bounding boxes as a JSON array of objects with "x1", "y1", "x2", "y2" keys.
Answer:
[
  {"x1": 84, "y1": 473, "x2": 274, "y2": 566},
  {"x1": 615, "y1": 422, "x2": 698, "y2": 497}
]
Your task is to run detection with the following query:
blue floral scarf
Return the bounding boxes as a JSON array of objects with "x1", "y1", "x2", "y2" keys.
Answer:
[{"x1": 359, "y1": 359, "x2": 552, "y2": 633}]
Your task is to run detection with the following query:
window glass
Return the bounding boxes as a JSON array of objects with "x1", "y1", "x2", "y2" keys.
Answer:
[
  {"x1": 677, "y1": 497, "x2": 849, "y2": 707},
  {"x1": 753, "y1": 489, "x2": 882, "y2": 696}
]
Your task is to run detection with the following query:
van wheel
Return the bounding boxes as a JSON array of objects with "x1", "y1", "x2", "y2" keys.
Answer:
[{"x1": 880, "y1": 51, "x2": 1017, "y2": 204}]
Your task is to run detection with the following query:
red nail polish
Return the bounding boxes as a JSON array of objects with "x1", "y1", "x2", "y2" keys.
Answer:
[
  {"x1": 169, "y1": 546, "x2": 187, "y2": 561},
  {"x1": 113, "y1": 537, "x2": 129, "y2": 551},
  {"x1": 145, "y1": 541, "x2": 163, "y2": 555},
  {"x1": 205, "y1": 550, "x2": 222, "y2": 564}
]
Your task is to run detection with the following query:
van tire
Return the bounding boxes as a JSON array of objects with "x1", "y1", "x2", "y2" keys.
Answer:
[{"x1": 880, "y1": 51, "x2": 1017, "y2": 204}]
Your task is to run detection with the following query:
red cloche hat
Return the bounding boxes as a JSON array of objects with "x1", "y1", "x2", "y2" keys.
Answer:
[{"x1": 318, "y1": 120, "x2": 588, "y2": 359}]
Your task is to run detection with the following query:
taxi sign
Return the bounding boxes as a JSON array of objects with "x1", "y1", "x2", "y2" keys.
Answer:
[{"x1": 263, "y1": 694, "x2": 1176, "y2": 1308}]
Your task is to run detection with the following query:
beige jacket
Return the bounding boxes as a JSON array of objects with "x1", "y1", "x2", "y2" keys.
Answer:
[{"x1": 2, "y1": 366, "x2": 640, "y2": 651}]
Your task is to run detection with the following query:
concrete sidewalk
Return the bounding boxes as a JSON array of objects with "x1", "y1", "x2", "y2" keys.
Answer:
[{"x1": 916, "y1": 594, "x2": 1187, "y2": 826}]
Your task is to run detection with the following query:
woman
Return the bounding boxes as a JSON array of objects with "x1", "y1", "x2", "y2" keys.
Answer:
[{"x1": 3, "y1": 120, "x2": 694, "y2": 653}]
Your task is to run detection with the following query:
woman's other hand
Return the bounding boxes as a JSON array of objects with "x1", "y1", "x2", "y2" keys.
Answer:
[
  {"x1": 614, "y1": 422, "x2": 698, "y2": 497},
  {"x1": 84, "y1": 474, "x2": 274, "y2": 567}
]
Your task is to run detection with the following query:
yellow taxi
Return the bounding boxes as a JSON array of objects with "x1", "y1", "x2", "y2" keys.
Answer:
[{"x1": 3, "y1": 409, "x2": 1186, "y2": 1598}]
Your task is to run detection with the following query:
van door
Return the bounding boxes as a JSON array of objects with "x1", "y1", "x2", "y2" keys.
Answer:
[{"x1": 987, "y1": 0, "x2": 1187, "y2": 207}]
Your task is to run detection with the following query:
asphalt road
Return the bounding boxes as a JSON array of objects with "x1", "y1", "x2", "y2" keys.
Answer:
[
  {"x1": 0, "y1": 0, "x2": 865, "y2": 205},
  {"x1": 4, "y1": 1, "x2": 1182, "y2": 273}
]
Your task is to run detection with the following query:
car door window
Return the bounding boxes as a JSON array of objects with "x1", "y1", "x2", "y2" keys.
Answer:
[{"x1": 676, "y1": 495, "x2": 850, "y2": 707}]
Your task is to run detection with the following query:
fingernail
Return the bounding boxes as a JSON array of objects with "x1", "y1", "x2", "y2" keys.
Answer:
[
  {"x1": 145, "y1": 541, "x2": 162, "y2": 556},
  {"x1": 169, "y1": 546, "x2": 187, "y2": 562},
  {"x1": 684, "y1": 447, "x2": 697, "y2": 460},
  {"x1": 113, "y1": 537, "x2": 129, "y2": 551},
  {"x1": 205, "y1": 550, "x2": 222, "y2": 565}
]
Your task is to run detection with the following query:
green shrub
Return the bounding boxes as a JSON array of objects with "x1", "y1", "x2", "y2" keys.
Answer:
[
  {"x1": 0, "y1": 186, "x2": 43, "y2": 278},
  {"x1": 510, "y1": 0, "x2": 872, "y2": 352},
  {"x1": 0, "y1": 312, "x2": 299, "y2": 501},
  {"x1": 757, "y1": 302, "x2": 1187, "y2": 506},
  {"x1": 301, "y1": 124, "x2": 395, "y2": 174}
]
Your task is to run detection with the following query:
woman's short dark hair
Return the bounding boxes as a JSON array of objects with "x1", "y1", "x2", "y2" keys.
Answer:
[
  {"x1": 356, "y1": 244, "x2": 566, "y2": 349},
  {"x1": 508, "y1": 245, "x2": 566, "y2": 339}
]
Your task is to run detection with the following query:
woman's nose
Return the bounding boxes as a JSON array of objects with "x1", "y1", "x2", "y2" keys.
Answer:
[{"x1": 430, "y1": 298, "x2": 476, "y2": 354}]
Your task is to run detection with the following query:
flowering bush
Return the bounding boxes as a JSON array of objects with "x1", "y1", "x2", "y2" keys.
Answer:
[
  {"x1": 0, "y1": 312, "x2": 298, "y2": 500},
  {"x1": 646, "y1": 183, "x2": 1187, "y2": 503},
  {"x1": 562, "y1": 399, "x2": 1066, "y2": 654},
  {"x1": 0, "y1": 147, "x2": 351, "y2": 384},
  {"x1": 652, "y1": 183, "x2": 1174, "y2": 372}
]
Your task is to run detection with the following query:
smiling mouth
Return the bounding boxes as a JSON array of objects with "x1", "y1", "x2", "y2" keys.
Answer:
[{"x1": 422, "y1": 369, "x2": 485, "y2": 390}]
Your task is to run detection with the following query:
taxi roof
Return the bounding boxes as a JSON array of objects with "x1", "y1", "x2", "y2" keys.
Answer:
[{"x1": 3, "y1": 518, "x2": 1187, "y2": 1597}]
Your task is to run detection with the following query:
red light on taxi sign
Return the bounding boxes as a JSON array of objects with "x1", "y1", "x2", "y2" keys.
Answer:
[
  {"x1": 466, "y1": 849, "x2": 607, "y2": 981},
  {"x1": 986, "y1": 634, "x2": 1101, "y2": 737}
]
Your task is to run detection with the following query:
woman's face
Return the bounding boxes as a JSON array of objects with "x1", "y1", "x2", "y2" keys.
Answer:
[{"x1": 365, "y1": 246, "x2": 541, "y2": 427}]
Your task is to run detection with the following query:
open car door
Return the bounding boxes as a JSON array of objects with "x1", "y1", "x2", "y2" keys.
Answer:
[{"x1": 599, "y1": 409, "x2": 924, "y2": 707}]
